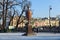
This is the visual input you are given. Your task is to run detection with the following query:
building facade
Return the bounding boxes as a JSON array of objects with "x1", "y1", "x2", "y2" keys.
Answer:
[
  {"x1": 10, "y1": 16, "x2": 60, "y2": 28},
  {"x1": 33, "y1": 19, "x2": 59, "y2": 27}
]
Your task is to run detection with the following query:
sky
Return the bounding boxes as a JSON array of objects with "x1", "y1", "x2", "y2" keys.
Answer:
[
  {"x1": 30, "y1": 0, "x2": 60, "y2": 18},
  {"x1": 0, "y1": 0, "x2": 60, "y2": 18}
]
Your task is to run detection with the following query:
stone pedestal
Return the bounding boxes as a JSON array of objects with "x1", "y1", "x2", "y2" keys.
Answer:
[
  {"x1": 27, "y1": 24, "x2": 32, "y2": 34},
  {"x1": 27, "y1": 23, "x2": 35, "y2": 36}
]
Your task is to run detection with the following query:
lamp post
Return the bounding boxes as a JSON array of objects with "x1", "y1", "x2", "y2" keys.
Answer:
[{"x1": 49, "y1": 5, "x2": 52, "y2": 27}]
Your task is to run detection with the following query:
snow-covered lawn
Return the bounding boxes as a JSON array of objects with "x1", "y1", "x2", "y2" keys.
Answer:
[
  {"x1": 0, "y1": 32, "x2": 60, "y2": 36},
  {"x1": 0, "y1": 33, "x2": 60, "y2": 40}
]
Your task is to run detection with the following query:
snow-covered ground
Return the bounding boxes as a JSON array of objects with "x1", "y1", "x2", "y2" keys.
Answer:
[
  {"x1": 0, "y1": 33, "x2": 60, "y2": 40},
  {"x1": 36, "y1": 32, "x2": 60, "y2": 36},
  {"x1": 0, "y1": 32, "x2": 60, "y2": 36}
]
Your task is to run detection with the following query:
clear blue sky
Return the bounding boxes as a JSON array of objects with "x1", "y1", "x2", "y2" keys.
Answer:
[
  {"x1": 16, "y1": 0, "x2": 60, "y2": 18},
  {"x1": 30, "y1": 0, "x2": 60, "y2": 18}
]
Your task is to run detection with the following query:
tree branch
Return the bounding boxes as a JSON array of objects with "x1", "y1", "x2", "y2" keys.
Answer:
[{"x1": 0, "y1": 2, "x2": 3, "y2": 5}]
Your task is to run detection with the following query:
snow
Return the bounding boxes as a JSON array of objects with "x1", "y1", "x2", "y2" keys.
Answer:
[{"x1": 0, "y1": 33, "x2": 60, "y2": 40}]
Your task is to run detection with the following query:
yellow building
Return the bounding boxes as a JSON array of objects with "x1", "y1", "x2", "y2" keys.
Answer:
[
  {"x1": 33, "y1": 19, "x2": 59, "y2": 27},
  {"x1": 10, "y1": 16, "x2": 60, "y2": 28},
  {"x1": 10, "y1": 16, "x2": 25, "y2": 28}
]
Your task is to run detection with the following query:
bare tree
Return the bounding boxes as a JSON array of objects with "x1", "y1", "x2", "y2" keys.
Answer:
[
  {"x1": 0, "y1": 0, "x2": 21, "y2": 31},
  {"x1": 15, "y1": 0, "x2": 31, "y2": 29},
  {"x1": 0, "y1": 0, "x2": 31, "y2": 32}
]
